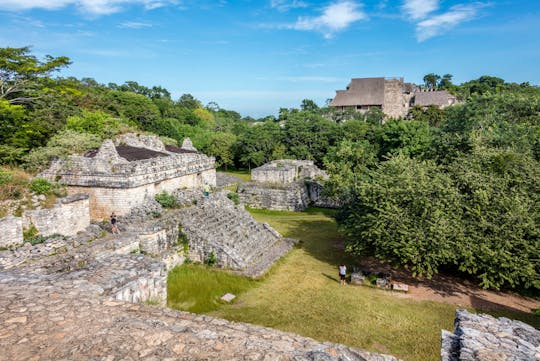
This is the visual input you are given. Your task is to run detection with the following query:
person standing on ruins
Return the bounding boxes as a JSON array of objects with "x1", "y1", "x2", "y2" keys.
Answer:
[
  {"x1": 110, "y1": 212, "x2": 120, "y2": 234},
  {"x1": 339, "y1": 264, "x2": 347, "y2": 285},
  {"x1": 204, "y1": 183, "x2": 210, "y2": 198}
]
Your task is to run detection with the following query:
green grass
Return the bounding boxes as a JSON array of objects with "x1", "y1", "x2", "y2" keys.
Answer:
[
  {"x1": 167, "y1": 264, "x2": 258, "y2": 314},
  {"x1": 167, "y1": 207, "x2": 540, "y2": 361},
  {"x1": 218, "y1": 169, "x2": 251, "y2": 182}
]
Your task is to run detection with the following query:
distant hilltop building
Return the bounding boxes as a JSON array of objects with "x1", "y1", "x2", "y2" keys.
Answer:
[{"x1": 329, "y1": 77, "x2": 458, "y2": 118}]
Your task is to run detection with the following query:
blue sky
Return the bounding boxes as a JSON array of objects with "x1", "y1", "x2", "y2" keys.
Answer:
[{"x1": 0, "y1": 0, "x2": 539, "y2": 117}]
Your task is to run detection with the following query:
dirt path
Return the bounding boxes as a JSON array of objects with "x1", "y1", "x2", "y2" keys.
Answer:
[{"x1": 357, "y1": 258, "x2": 540, "y2": 314}]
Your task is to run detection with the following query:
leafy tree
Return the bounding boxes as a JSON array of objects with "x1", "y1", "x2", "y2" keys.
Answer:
[
  {"x1": 206, "y1": 132, "x2": 236, "y2": 170},
  {"x1": 438, "y1": 74, "x2": 454, "y2": 90},
  {"x1": 177, "y1": 93, "x2": 201, "y2": 110},
  {"x1": 104, "y1": 90, "x2": 160, "y2": 129},
  {"x1": 300, "y1": 99, "x2": 319, "y2": 112},
  {"x1": 423, "y1": 73, "x2": 441, "y2": 90},
  {"x1": 66, "y1": 110, "x2": 130, "y2": 139},
  {"x1": 0, "y1": 46, "x2": 71, "y2": 104},
  {"x1": 340, "y1": 155, "x2": 462, "y2": 278},
  {"x1": 376, "y1": 119, "x2": 432, "y2": 159}
]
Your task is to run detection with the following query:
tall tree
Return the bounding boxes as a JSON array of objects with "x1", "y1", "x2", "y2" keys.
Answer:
[
  {"x1": 423, "y1": 73, "x2": 441, "y2": 90},
  {"x1": 0, "y1": 46, "x2": 71, "y2": 104}
]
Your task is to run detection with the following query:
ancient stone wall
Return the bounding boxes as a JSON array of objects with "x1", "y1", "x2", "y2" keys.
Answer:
[
  {"x1": 238, "y1": 181, "x2": 310, "y2": 211},
  {"x1": 0, "y1": 216, "x2": 23, "y2": 249},
  {"x1": 23, "y1": 193, "x2": 90, "y2": 237},
  {"x1": 441, "y1": 309, "x2": 540, "y2": 360},
  {"x1": 67, "y1": 169, "x2": 215, "y2": 219},
  {"x1": 252, "y1": 160, "x2": 327, "y2": 184},
  {"x1": 306, "y1": 180, "x2": 341, "y2": 208},
  {"x1": 383, "y1": 78, "x2": 409, "y2": 119},
  {"x1": 176, "y1": 191, "x2": 295, "y2": 277}
]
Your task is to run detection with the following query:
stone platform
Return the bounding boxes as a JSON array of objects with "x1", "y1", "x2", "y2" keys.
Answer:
[{"x1": 0, "y1": 269, "x2": 399, "y2": 361}]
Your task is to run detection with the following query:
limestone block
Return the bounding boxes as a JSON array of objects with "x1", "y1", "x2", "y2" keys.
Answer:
[
  {"x1": 391, "y1": 282, "x2": 409, "y2": 292},
  {"x1": 350, "y1": 272, "x2": 365, "y2": 285},
  {"x1": 0, "y1": 216, "x2": 23, "y2": 248},
  {"x1": 221, "y1": 293, "x2": 236, "y2": 302}
]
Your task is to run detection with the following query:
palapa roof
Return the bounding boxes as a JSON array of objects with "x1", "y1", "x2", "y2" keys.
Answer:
[
  {"x1": 329, "y1": 77, "x2": 386, "y2": 106},
  {"x1": 413, "y1": 90, "x2": 456, "y2": 107}
]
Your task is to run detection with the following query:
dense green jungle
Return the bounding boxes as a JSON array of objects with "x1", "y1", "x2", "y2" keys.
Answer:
[{"x1": 1, "y1": 46, "x2": 539, "y2": 293}]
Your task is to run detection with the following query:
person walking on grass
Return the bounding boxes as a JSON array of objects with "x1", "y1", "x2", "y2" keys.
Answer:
[
  {"x1": 339, "y1": 264, "x2": 347, "y2": 285},
  {"x1": 110, "y1": 212, "x2": 120, "y2": 234}
]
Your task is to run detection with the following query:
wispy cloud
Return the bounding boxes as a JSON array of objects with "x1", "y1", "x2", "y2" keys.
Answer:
[
  {"x1": 118, "y1": 21, "x2": 152, "y2": 29},
  {"x1": 270, "y1": 0, "x2": 308, "y2": 12},
  {"x1": 288, "y1": 1, "x2": 366, "y2": 38},
  {"x1": 0, "y1": 0, "x2": 178, "y2": 15},
  {"x1": 416, "y1": 3, "x2": 484, "y2": 41},
  {"x1": 401, "y1": 0, "x2": 439, "y2": 20}
]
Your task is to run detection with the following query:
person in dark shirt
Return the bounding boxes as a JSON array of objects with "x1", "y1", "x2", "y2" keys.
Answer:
[{"x1": 110, "y1": 212, "x2": 120, "y2": 234}]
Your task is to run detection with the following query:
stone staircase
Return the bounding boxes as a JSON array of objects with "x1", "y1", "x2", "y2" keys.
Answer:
[{"x1": 176, "y1": 191, "x2": 297, "y2": 277}]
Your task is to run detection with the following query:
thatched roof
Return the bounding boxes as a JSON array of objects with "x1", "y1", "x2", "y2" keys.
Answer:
[
  {"x1": 413, "y1": 90, "x2": 457, "y2": 107},
  {"x1": 329, "y1": 78, "x2": 385, "y2": 106}
]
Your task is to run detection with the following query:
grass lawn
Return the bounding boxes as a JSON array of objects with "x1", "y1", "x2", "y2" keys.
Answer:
[
  {"x1": 167, "y1": 207, "x2": 539, "y2": 361},
  {"x1": 218, "y1": 169, "x2": 251, "y2": 182}
]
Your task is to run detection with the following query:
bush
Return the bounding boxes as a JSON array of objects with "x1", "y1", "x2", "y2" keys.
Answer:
[
  {"x1": 205, "y1": 251, "x2": 217, "y2": 267},
  {"x1": 226, "y1": 192, "x2": 240, "y2": 205},
  {"x1": 0, "y1": 168, "x2": 13, "y2": 185},
  {"x1": 23, "y1": 224, "x2": 39, "y2": 240},
  {"x1": 29, "y1": 178, "x2": 53, "y2": 195},
  {"x1": 155, "y1": 191, "x2": 179, "y2": 208}
]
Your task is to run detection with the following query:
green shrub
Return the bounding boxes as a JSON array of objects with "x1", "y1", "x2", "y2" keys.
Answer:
[
  {"x1": 155, "y1": 191, "x2": 179, "y2": 208},
  {"x1": 30, "y1": 178, "x2": 53, "y2": 195},
  {"x1": 0, "y1": 168, "x2": 13, "y2": 184},
  {"x1": 23, "y1": 224, "x2": 39, "y2": 240},
  {"x1": 205, "y1": 251, "x2": 217, "y2": 267},
  {"x1": 226, "y1": 192, "x2": 240, "y2": 205}
]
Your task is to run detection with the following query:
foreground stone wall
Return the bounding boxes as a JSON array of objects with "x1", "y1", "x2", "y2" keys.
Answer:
[
  {"x1": 441, "y1": 309, "x2": 540, "y2": 361},
  {"x1": 0, "y1": 216, "x2": 23, "y2": 249},
  {"x1": 23, "y1": 193, "x2": 90, "y2": 237},
  {"x1": 0, "y1": 269, "x2": 399, "y2": 361}
]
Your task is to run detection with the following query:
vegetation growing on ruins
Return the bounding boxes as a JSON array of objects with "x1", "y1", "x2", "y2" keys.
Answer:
[{"x1": 1, "y1": 46, "x2": 539, "y2": 292}]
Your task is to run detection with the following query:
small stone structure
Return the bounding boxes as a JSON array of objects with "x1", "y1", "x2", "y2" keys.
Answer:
[
  {"x1": 23, "y1": 193, "x2": 90, "y2": 237},
  {"x1": 39, "y1": 133, "x2": 216, "y2": 219},
  {"x1": 177, "y1": 191, "x2": 296, "y2": 277},
  {"x1": 329, "y1": 77, "x2": 458, "y2": 119},
  {"x1": 238, "y1": 160, "x2": 336, "y2": 211},
  {"x1": 0, "y1": 193, "x2": 90, "y2": 248},
  {"x1": 441, "y1": 309, "x2": 540, "y2": 360},
  {"x1": 0, "y1": 216, "x2": 23, "y2": 249}
]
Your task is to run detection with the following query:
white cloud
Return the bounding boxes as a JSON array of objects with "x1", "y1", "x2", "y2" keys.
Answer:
[
  {"x1": 401, "y1": 0, "x2": 439, "y2": 20},
  {"x1": 270, "y1": 0, "x2": 308, "y2": 12},
  {"x1": 416, "y1": 4, "x2": 482, "y2": 41},
  {"x1": 118, "y1": 21, "x2": 152, "y2": 28},
  {"x1": 290, "y1": 1, "x2": 366, "y2": 38},
  {"x1": 0, "y1": 0, "x2": 178, "y2": 15}
]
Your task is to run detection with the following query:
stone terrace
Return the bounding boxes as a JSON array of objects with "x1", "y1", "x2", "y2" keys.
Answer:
[
  {"x1": 0, "y1": 269, "x2": 399, "y2": 361},
  {"x1": 176, "y1": 191, "x2": 296, "y2": 278}
]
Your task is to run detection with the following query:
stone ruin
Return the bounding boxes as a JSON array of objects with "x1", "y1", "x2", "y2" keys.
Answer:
[
  {"x1": 441, "y1": 309, "x2": 540, "y2": 360},
  {"x1": 39, "y1": 133, "x2": 216, "y2": 220},
  {"x1": 238, "y1": 159, "x2": 338, "y2": 211},
  {"x1": 0, "y1": 188, "x2": 400, "y2": 360}
]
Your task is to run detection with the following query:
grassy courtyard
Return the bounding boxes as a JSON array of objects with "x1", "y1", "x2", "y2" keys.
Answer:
[{"x1": 167, "y1": 208, "x2": 536, "y2": 360}]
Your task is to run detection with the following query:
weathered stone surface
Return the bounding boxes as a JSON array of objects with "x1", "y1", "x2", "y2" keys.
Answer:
[
  {"x1": 252, "y1": 159, "x2": 327, "y2": 184},
  {"x1": 350, "y1": 272, "x2": 365, "y2": 285},
  {"x1": 0, "y1": 269, "x2": 400, "y2": 361},
  {"x1": 0, "y1": 216, "x2": 23, "y2": 249},
  {"x1": 38, "y1": 133, "x2": 216, "y2": 219},
  {"x1": 441, "y1": 309, "x2": 540, "y2": 361},
  {"x1": 391, "y1": 283, "x2": 409, "y2": 292},
  {"x1": 221, "y1": 293, "x2": 236, "y2": 302},
  {"x1": 23, "y1": 193, "x2": 90, "y2": 237},
  {"x1": 239, "y1": 181, "x2": 311, "y2": 211},
  {"x1": 176, "y1": 191, "x2": 296, "y2": 277}
]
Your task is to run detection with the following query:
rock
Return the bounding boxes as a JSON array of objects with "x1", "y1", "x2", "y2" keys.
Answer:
[
  {"x1": 221, "y1": 293, "x2": 236, "y2": 302},
  {"x1": 350, "y1": 272, "x2": 365, "y2": 285},
  {"x1": 391, "y1": 283, "x2": 409, "y2": 292}
]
